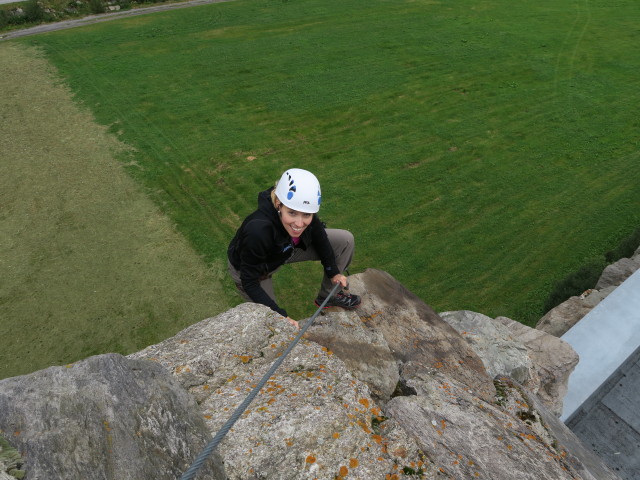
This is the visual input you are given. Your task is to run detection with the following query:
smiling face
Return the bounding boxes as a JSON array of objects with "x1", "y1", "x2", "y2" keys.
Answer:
[{"x1": 279, "y1": 206, "x2": 313, "y2": 237}]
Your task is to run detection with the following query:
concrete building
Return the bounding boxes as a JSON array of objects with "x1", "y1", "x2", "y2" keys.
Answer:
[{"x1": 561, "y1": 269, "x2": 640, "y2": 480}]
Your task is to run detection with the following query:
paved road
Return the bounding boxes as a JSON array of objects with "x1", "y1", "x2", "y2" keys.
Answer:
[{"x1": 0, "y1": 0, "x2": 233, "y2": 40}]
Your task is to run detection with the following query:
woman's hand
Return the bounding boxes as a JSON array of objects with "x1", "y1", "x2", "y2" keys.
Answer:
[
  {"x1": 286, "y1": 317, "x2": 299, "y2": 329},
  {"x1": 331, "y1": 274, "x2": 349, "y2": 289}
]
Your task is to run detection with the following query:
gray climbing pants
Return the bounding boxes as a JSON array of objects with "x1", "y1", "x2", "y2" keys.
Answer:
[{"x1": 227, "y1": 228, "x2": 355, "y2": 304}]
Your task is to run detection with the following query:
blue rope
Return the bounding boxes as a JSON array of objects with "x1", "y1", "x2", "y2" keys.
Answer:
[{"x1": 180, "y1": 281, "x2": 342, "y2": 480}]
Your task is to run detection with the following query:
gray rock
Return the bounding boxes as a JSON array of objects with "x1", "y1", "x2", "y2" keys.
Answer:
[
  {"x1": 0, "y1": 269, "x2": 615, "y2": 480},
  {"x1": 0, "y1": 353, "x2": 224, "y2": 480},
  {"x1": 347, "y1": 269, "x2": 496, "y2": 402},
  {"x1": 536, "y1": 280, "x2": 621, "y2": 339},
  {"x1": 386, "y1": 365, "x2": 619, "y2": 480},
  {"x1": 131, "y1": 302, "x2": 432, "y2": 479},
  {"x1": 494, "y1": 316, "x2": 579, "y2": 416},
  {"x1": 537, "y1": 295, "x2": 596, "y2": 337},
  {"x1": 581, "y1": 286, "x2": 617, "y2": 307},
  {"x1": 437, "y1": 310, "x2": 578, "y2": 416},
  {"x1": 305, "y1": 309, "x2": 399, "y2": 402},
  {"x1": 439, "y1": 310, "x2": 531, "y2": 384},
  {"x1": 595, "y1": 257, "x2": 640, "y2": 289}
]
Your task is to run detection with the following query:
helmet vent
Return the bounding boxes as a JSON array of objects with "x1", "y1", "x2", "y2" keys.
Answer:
[{"x1": 286, "y1": 173, "x2": 296, "y2": 200}]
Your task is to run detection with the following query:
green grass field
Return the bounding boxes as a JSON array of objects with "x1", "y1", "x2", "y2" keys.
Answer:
[
  {"x1": 3, "y1": 0, "x2": 639, "y2": 376},
  {"x1": 0, "y1": 43, "x2": 232, "y2": 379}
]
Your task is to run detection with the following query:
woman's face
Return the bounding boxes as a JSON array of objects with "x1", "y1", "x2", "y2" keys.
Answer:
[{"x1": 279, "y1": 206, "x2": 313, "y2": 237}]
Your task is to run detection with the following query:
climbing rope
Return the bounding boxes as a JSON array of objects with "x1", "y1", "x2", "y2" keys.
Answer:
[{"x1": 180, "y1": 281, "x2": 342, "y2": 480}]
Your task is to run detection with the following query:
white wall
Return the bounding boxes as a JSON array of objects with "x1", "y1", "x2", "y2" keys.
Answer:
[{"x1": 561, "y1": 269, "x2": 640, "y2": 422}]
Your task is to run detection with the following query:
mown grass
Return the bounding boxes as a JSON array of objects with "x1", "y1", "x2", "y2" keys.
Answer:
[
  {"x1": 0, "y1": 43, "x2": 232, "y2": 379},
  {"x1": 12, "y1": 0, "x2": 640, "y2": 331}
]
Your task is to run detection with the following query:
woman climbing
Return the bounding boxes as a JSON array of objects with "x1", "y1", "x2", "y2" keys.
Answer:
[{"x1": 227, "y1": 168, "x2": 361, "y2": 328}]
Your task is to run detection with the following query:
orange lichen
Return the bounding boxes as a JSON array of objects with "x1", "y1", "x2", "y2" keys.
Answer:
[
  {"x1": 333, "y1": 432, "x2": 340, "y2": 439},
  {"x1": 350, "y1": 458, "x2": 359, "y2": 468},
  {"x1": 359, "y1": 398, "x2": 370, "y2": 408},
  {"x1": 357, "y1": 420, "x2": 372, "y2": 434},
  {"x1": 306, "y1": 455, "x2": 316, "y2": 464},
  {"x1": 339, "y1": 466, "x2": 349, "y2": 476}
]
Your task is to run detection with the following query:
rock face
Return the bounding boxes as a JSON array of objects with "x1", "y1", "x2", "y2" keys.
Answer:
[
  {"x1": 537, "y1": 247, "x2": 640, "y2": 337},
  {"x1": 493, "y1": 315, "x2": 579, "y2": 416},
  {"x1": 306, "y1": 269, "x2": 495, "y2": 404},
  {"x1": 439, "y1": 310, "x2": 579, "y2": 416},
  {"x1": 0, "y1": 354, "x2": 224, "y2": 480},
  {"x1": 130, "y1": 301, "x2": 426, "y2": 480},
  {"x1": 595, "y1": 257, "x2": 640, "y2": 290},
  {"x1": 536, "y1": 289, "x2": 612, "y2": 337},
  {"x1": 0, "y1": 269, "x2": 620, "y2": 480},
  {"x1": 439, "y1": 310, "x2": 532, "y2": 384}
]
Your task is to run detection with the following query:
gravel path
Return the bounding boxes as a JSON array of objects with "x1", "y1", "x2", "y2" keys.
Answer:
[{"x1": 0, "y1": 0, "x2": 233, "y2": 40}]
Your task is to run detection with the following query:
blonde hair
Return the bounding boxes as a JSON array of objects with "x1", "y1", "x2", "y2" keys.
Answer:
[{"x1": 271, "y1": 182, "x2": 280, "y2": 209}]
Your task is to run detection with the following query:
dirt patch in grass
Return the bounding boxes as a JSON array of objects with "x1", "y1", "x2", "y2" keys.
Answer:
[{"x1": 0, "y1": 43, "x2": 232, "y2": 379}]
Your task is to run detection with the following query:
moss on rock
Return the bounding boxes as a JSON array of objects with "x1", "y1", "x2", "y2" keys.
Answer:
[{"x1": 0, "y1": 434, "x2": 25, "y2": 479}]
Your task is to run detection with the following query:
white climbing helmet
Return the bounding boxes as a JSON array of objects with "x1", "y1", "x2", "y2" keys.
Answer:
[{"x1": 275, "y1": 168, "x2": 322, "y2": 213}]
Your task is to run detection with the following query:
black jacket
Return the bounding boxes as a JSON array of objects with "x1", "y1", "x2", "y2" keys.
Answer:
[{"x1": 228, "y1": 188, "x2": 339, "y2": 317}]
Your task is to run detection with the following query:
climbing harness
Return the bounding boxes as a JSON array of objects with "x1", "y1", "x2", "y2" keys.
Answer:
[{"x1": 180, "y1": 281, "x2": 343, "y2": 480}]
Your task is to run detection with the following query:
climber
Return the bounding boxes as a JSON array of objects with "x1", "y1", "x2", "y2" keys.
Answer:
[{"x1": 227, "y1": 168, "x2": 361, "y2": 329}]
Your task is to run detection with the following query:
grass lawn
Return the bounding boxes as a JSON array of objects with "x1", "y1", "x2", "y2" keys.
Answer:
[
  {"x1": 0, "y1": 43, "x2": 232, "y2": 379},
  {"x1": 3, "y1": 0, "x2": 639, "y2": 375}
]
